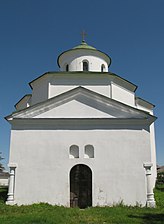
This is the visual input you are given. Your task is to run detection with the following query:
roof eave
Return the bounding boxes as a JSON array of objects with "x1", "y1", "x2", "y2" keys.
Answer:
[
  {"x1": 6, "y1": 86, "x2": 156, "y2": 124},
  {"x1": 57, "y1": 48, "x2": 111, "y2": 68}
]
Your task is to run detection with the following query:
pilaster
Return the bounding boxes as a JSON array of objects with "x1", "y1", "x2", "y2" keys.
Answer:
[
  {"x1": 6, "y1": 163, "x2": 17, "y2": 205},
  {"x1": 143, "y1": 162, "x2": 156, "y2": 208}
]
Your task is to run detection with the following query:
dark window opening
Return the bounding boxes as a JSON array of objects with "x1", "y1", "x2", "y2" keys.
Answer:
[
  {"x1": 83, "y1": 61, "x2": 89, "y2": 71},
  {"x1": 66, "y1": 64, "x2": 69, "y2": 72},
  {"x1": 101, "y1": 64, "x2": 105, "y2": 72}
]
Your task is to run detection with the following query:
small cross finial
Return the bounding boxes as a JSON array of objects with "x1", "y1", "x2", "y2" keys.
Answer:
[{"x1": 81, "y1": 30, "x2": 87, "y2": 42}]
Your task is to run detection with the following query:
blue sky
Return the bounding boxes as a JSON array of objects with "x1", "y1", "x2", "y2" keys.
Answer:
[{"x1": 0, "y1": 0, "x2": 164, "y2": 169}]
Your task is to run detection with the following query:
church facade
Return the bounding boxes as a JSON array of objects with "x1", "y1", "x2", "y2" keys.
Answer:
[{"x1": 6, "y1": 40, "x2": 157, "y2": 208}]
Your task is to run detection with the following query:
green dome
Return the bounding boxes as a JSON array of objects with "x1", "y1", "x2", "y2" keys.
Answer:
[
  {"x1": 73, "y1": 41, "x2": 96, "y2": 50},
  {"x1": 57, "y1": 40, "x2": 112, "y2": 68}
]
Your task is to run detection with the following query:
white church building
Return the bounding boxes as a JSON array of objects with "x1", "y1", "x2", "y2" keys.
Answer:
[{"x1": 6, "y1": 39, "x2": 157, "y2": 208}]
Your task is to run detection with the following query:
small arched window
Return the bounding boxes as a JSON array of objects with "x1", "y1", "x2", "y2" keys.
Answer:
[
  {"x1": 83, "y1": 61, "x2": 89, "y2": 71},
  {"x1": 84, "y1": 145, "x2": 94, "y2": 158},
  {"x1": 66, "y1": 64, "x2": 69, "y2": 72},
  {"x1": 69, "y1": 145, "x2": 79, "y2": 158},
  {"x1": 101, "y1": 64, "x2": 105, "y2": 72}
]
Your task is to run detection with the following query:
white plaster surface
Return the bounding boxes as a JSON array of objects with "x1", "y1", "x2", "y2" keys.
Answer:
[
  {"x1": 111, "y1": 82, "x2": 135, "y2": 106},
  {"x1": 58, "y1": 49, "x2": 109, "y2": 72},
  {"x1": 9, "y1": 125, "x2": 150, "y2": 206}
]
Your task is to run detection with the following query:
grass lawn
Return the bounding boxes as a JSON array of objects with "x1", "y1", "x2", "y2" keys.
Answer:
[{"x1": 0, "y1": 185, "x2": 163, "y2": 224}]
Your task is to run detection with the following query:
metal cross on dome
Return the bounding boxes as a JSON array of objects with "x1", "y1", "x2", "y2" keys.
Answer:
[{"x1": 81, "y1": 30, "x2": 87, "y2": 42}]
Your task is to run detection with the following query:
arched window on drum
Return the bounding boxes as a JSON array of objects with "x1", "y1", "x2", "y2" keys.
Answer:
[
  {"x1": 101, "y1": 64, "x2": 105, "y2": 72},
  {"x1": 83, "y1": 60, "x2": 89, "y2": 71},
  {"x1": 66, "y1": 64, "x2": 69, "y2": 72}
]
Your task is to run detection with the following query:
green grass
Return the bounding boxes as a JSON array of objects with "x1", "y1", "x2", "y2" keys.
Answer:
[{"x1": 0, "y1": 186, "x2": 163, "y2": 224}]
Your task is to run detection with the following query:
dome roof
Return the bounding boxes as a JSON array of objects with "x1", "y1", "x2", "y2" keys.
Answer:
[
  {"x1": 58, "y1": 41, "x2": 111, "y2": 66},
  {"x1": 73, "y1": 40, "x2": 96, "y2": 50},
  {"x1": 57, "y1": 41, "x2": 112, "y2": 72}
]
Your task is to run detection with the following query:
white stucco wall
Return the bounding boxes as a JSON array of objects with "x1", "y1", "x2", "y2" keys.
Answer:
[
  {"x1": 59, "y1": 49, "x2": 109, "y2": 72},
  {"x1": 29, "y1": 73, "x2": 137, "y2": 110},
  {"x1": 9, "y1": 122, "x2": 151, "y2": 206},
  {"x1": 136, "y1": 102, "x2": 157, "y2": 187},
  {"x1": 49, "y1": 74, "x2": 111, "y2": 98},
  {"x1": 48, "y1": 74, "x2": 137, "y2": 108},
  {"x1": 111, "y1": 82, "x2": 135, "y2": 106},
  {"x1": 35, "y1": 100, "x2": 116, "y2": 118},
  {"x1": 31, "y1": 78, "x2": 49, "y2": 105},
  {"x1": 64, "y1": 55, "x2": 108, "y2": 72},
  {"x1": 50, "y1": 85, "x2": 111, "y2": 99}
]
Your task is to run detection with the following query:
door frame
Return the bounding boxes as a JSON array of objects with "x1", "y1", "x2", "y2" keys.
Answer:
[{"x1": 69, "y1": 164, "x2": 92, "y2": 208}]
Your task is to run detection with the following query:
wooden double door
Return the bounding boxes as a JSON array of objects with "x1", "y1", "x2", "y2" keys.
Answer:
[{"x1": 70, "y1": 164, "x2": 92, "y2": 208}]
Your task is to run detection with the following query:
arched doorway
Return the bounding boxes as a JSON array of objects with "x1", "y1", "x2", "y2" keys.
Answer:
[{"x1": 70, "y1": 164, "x2": 92, "y2": 208}]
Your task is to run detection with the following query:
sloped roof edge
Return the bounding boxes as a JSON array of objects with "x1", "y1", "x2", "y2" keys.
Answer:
[
  {"x1": 14, "y1": 94, "x2": 32, "y2": 109},
  {"x1": 6, "y1": 86, "x2": 156, "y2": 123},
  {"x1": 29, "y1": 71, "x2": 137, "y2": 92},
  {"x1": 136, "y1": 96, "x2": 155, "y2": 108}
]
